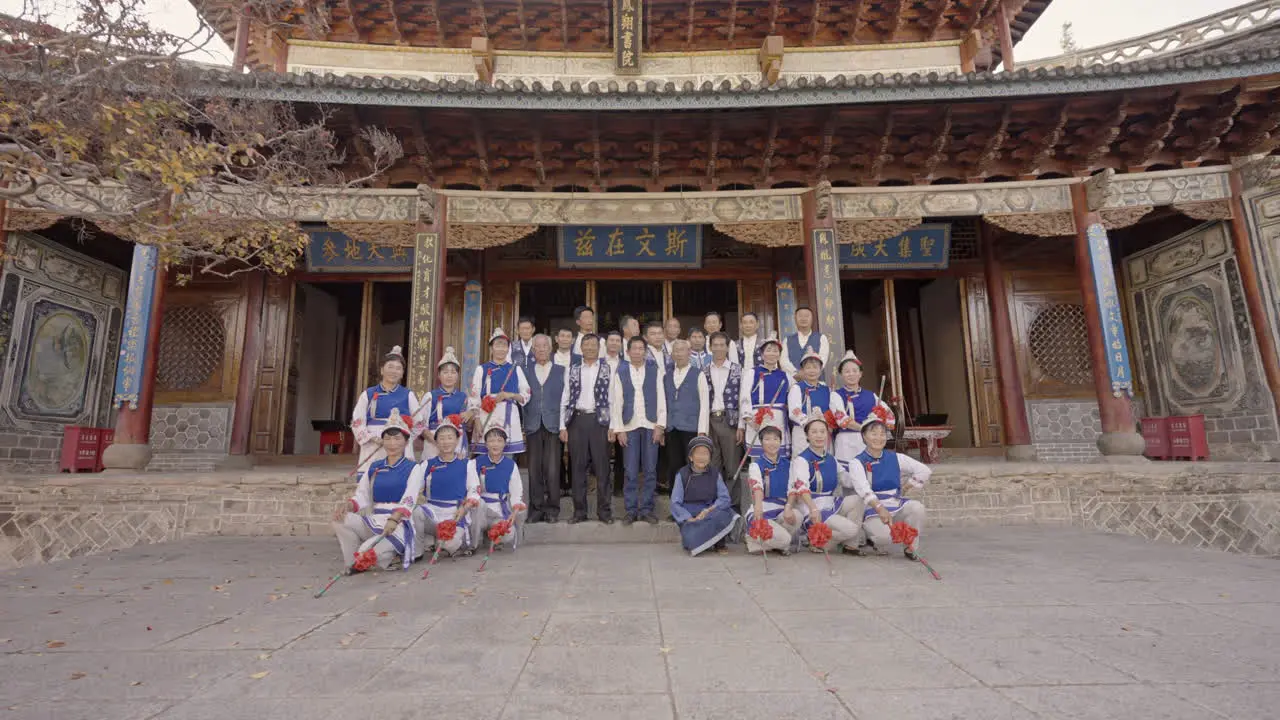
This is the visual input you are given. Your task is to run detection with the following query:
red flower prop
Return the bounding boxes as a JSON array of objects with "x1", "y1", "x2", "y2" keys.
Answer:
[
  {"x1": 435, "y1": 519, "x2": 457, "y2": 542},
  {"x1": 872, "y1": 405, "x2": 892, "y2": 423},
  {"x1": 445, "y1": 413, "x2": 463, "y2": 426},
  {"x1": 890, "y1": 521, "x2": 919, "y2": 547},
  {"x1": 487, "y1": 519, "x2": 513, "y2": 543},
  {"x1": 753, "y1": 406, "x2": 774, "y2": 425},
  {"x1": 480, "y1": 396, "x2": 498, "y2": 414},
  {"x1": 807, "y1": 521, "x2": 833, "y2": 550},
  {"x1": 352, "y1": 548, "x2": 378, "y2": 572},
  {"x1": 748, "y1": 518, "x2": 774, "y2": 542},
  {"x1": 823, "y1": 410, "x2": 840, "y2": 430}
]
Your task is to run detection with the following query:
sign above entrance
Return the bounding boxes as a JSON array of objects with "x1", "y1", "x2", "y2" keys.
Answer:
[
  {"x1": 614, "y1": 0, "x2": 642, "y2": 73},
  {"x1": 838, "y1": 224, "x2": 951, "y2": 270},
  {"x1": 557, "y1": 225, "x2": 702, "y2": 269},
  {"x1": 305, "y1": 230, "x2": 414, "y2": 273}
]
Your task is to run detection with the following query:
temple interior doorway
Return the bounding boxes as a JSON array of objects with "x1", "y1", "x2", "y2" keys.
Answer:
[
  {"x1": 671, "y1": 280, "x2": 738, "y2": 337},
  {"x1": 518, "y1": 281, "x2": 586, "y2": 336},
  {"x1": 596, "y1": 280, "x2": 663, "y2": 331}
]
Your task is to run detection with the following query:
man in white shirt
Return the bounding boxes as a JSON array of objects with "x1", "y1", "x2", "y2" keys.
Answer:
[
  {"x1": 553, "y1": 327, "x2": 579, "y2": 369},
  {"x1": 560, "y1": 334, "x2": 613, "y2": 524},
  {"x1": 734, "y1": 311, "x2": 762, "y2": 372},
  {"x1": 663, "y1": 316, "x2": 682, "y2": 354},
  {"x1": 511, "y1": 316, "x2": 537, "y2": 369},
  {"x1": 572, "y1": 305, "x2": 596, "y2": 355},
  {"x1": 663, "y1": 340, "x2": 710, "y2": 498},
  {"x1": 704, "y1": 331, "x2": 746, "y2": 513},
  {"x1": 604, "y1": 330, "x2": 624, "y2": 373},
  {"x1": 620, "y1": 315, "x2": 640, "y2": 343},
  {"x1": 611, "y1": 336, "x2": 667, "y2": 525},
  {"x1": 645, "y1": 321, "x2": 671, "y2": 371},
  {"x1": 781, "y1": 306, "x2": 831, "y2": 378}
]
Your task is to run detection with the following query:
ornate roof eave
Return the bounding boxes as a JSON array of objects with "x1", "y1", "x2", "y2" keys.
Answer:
[{"x1": 181, "y1": 50, "x2": 1280, "y2": 111}]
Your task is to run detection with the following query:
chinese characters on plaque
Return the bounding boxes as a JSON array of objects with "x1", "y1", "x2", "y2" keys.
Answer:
[
  {"x1": 557, "y1": 225, "x2": 701, "y2": 268},
  {"x1": 614, "y1": 0, "x2": 642, "y2": 73},
  {"x1": 1086, "y1": 223, "x2": 1134, "y2": 397},
  {"x1": 408, "y1": 233, "x2": 441, "y2": 392},
  {"x1": 305, "y1": 230, "x2": 415, "y2": 272},
  {"x1": 113, "y1": 244, "x2": 158, "y2": 409},
  {"x1": 838, "y1": 224, "x2": 951, "y2": 270}
]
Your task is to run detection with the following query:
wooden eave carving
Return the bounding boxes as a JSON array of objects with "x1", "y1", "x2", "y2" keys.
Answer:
[{"x1": 759, "y1": 35, "x2": 784, "y2": 86}]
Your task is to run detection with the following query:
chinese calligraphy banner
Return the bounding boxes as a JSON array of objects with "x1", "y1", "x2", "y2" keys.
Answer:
[
  {"x1": 113, "y1": 244, "x2": 158, "y2": 409},
  {"x1": 614, "y1": 0, "x2": 642, "y2": 73},
  {"x1": 460, "y1": 281, "x2": 484, "y2": 384},
  {"x1": 1086, "y1": 223, "x2": 1134, "y2": 396},
  {"x1": 557, "y1": 225, "x2": 701, "y2": 269},
  {"x1": 305, "y1": 230, "x2": 414, "y2": 273},
  {"x1": 838, "y1": 224, "x2": 951, "y2": 269},
  {"x1": 775, "y1": 275, "x2": 798, "y2": 338}
]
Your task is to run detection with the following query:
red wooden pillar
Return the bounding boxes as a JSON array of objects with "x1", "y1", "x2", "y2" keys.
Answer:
[
  {"x1": 1228, "y1": 170, "x2": 1280, "y2": 420},
  {"x1": 1069, "y1": 183, "x2": 1145, "y2": 458},
  {"x1": 102, "y1": 247, "x2": 168, "y2": 470},
  {"x1": 996, "y1": 0, "x2": 1016, "y2": 71},
  {"x1": 801, "y1": 189, "x2": 847, "y2": 384},
  {"x1": 232, "y1": 6, "x2": 251, "y2": 72},
  {"x1": 980, "y1": 222, "x2": 1037, "y2": 461},
  {"x1": 223, "y1": 273, "x2": 266, "y2": 467}
]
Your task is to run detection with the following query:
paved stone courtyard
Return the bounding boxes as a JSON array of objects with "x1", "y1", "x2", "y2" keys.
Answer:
[{"x1": 1, "y1": 526, "x2": 1277, "y2": 720}]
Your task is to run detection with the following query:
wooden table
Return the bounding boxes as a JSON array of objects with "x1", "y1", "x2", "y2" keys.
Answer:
[{"x1": 901, "y1": 425, "x2": 953, "y2": 464}]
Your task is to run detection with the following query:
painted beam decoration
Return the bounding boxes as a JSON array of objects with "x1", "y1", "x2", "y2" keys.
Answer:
[
  {"x1": 1087, "y1": 222, "x2": 1134, "y2": 397},
  {"x1": 615, "y1": 0, "x2": 642, "y2": 73},
  {"x1": 305, "y1": 230, "x2": 414, "y2": 272},
  {"x1": 557, "y1": 225, "x2": 700, "y2": 269},
  {"x1": 113, "y1": 245, "x2": 158, "y2": 409},
  {"x1": 407, "y1": 233, "x2": 443, "y2": 394},
  {"x1": 775, "y1": 275, "x2": 798, "y2": 338},
  {"x1": 460, "y1": 280, "x2": 483, "y2": 383},
  {"x1": 839, "y1": 224, "x2": 951, "y2": 269}
]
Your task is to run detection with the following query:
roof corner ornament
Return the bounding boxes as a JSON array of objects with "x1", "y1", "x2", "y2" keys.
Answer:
[
  {"x1": 416, "y1": 186, "x2": 437, "y2": 226},
  {"x1": 1084, "y1": 168, "x2": 1116, "y2": 212}
]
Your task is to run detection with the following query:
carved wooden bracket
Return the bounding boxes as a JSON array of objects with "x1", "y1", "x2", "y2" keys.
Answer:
[
  {"x1": 472, "y1": 37, "x2": 495, "y2": 84},
  {"x1": 1100, "y1": 204, "x2": 1152, "y2": 230},
  {"x1": 417, "y1": 186, "x2": 437, "y2": 226},
  {"x1": 983, "y1": 212, "x2": 1076, "y2": 237},
  {"x1": 447, "y1": 224, "x2": 538, "y2": 249},
  {"x1": 713, "y1": 221, "x2": 802, "y2": 247},
  {"x1": 3, "y1": 208, "x2": 62, "y2": 233},
  {"x1": 1234, "y1": 155, "x2": 1280, "y2": 192},
  {"x1": 1172, "y1": 199, "x2": 1233, "y2": 221},
  {"x1": 328, "y1": 220, "x2": 419, "y2": 247},
  {"x1": 814, "y1": 180, "x2": 832, "y2": 219},
  {"x1": 835, "y1": 217, "x2": 923, "y2": 245},
  {"x1": 1084, "y1": 168, "x2": 1116, "y2": 211},
  {"x1": 759, "y1": 35, "x2": 783, "y2": 86}
]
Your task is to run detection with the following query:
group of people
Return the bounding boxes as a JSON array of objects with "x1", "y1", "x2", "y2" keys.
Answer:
[{"x1": 335, "y1": 305, "x2": 930, "y2": 572}]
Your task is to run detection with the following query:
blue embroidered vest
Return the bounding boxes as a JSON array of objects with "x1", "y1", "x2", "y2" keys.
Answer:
[
  {"x1": 856, "y1": 449, "x2": 902, "y2": 495},
  {"x1": 736, "y1": 337, "x2": 763, "y2": 367},
  {"x1": 664, "y1": 366, "x2": 702, "y2": 433},
  {"x1": 799, "y1": 448, "x2": 841, "y2": 494},
  {"x1": 750, "y1": 366, "x2": 789, "y2": 408},
  {"x1": 754, "y1": 454, "x2": 791, "y2": 500},
  {"x1": 566, "y1": 360, "x2": 611, "y2": 426},
  {"x1": 428, "y1": 388, "x2": 467, "y2": 429},
  {"x1": 475, "y1": 454, "x2": 517, "y2": 495},
  {"x1": 425, "y1": 456, "x2": 469, "y2": 502},
  {"x1": 690, "y1": 350, "x2": 711, "y2": 369},
  {"x1": 796, "y1": 381, "x2": 833, "y2": 414},
  {"x1": 368, "y1": 456, "x2": 415, "y2": 504},
  {"x1": 365, "y1": 384, "x2": 411, "y2": 425},
  {"x1": 840, "y1": 387, "x2": 879, "y2": 422},
  {"x1": 703, "y1": 361, "x2": 741, "y2": 428},
  {"x1": 510, "y1": 339, "x2": 534, "y2": 369},
  {"x1": 480, "y1": 361, "x2": 521, "y2": 395},
  {"x1": 785, "y1": 332, "x2": 821, "y2": 370},
  {"x1": 620, "y1": 360, "x2": 659, "y2": 425}
]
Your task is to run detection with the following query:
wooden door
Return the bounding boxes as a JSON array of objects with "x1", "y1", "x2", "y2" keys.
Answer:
[
  {"x1": 739, "y1": 278, "x2": 775, "y2": 339},
  {"x1": 484, "y1": 281, "x2": 518, "y2": 347},
  {"x1": 961, "y1": 276, "x2": 1004, "y2": 447},
  {"x1": 250, "y1": 275, "x2": 295, "y2": 455}
]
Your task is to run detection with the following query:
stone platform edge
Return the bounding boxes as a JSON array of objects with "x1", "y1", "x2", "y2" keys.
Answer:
[{"x1": 2, "y1": 462, "x2": 1278, "y2": 567}]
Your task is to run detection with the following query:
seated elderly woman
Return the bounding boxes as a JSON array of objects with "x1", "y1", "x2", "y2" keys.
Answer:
[
  {"x1": 670, "y1": 436, "x2": 740, "y2": 556},
  {"x1": 332, "y1": 413, "x2": 423, "y2": 572}
]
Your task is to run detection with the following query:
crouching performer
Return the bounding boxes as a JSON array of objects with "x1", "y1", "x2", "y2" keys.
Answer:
[
  {"x1": 670, "y1": 436, "x2": 739, "y2": 556},
  {"x1": 333, "y1": 413, "x2": 423, "y2": 572},
  {"x1": 789, "y1": 410, "x2": 864, "y2": 553},
  {"x1": 850, "y1": 420, "x2": 931, "y2": 560},
  {"x1": 744, "y1": 425, "x2": 797, "y2": 555},
  {"x1": 472, "y1": 426, "x2": 527, "y2": 549},
  {"x1": 411, "y1": 419, "x2": 480, "y2": 557}
]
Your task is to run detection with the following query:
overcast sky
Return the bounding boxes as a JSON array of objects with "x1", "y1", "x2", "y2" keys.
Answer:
[{"x1": 0, "y1": 0, "x2": 1255, "y2": 65}]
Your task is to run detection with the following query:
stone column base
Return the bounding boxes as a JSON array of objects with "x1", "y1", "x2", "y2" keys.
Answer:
[
  {"x1": 1097, "y1": 431, "x2": 1148, "y2": 460},
  {"x1": 1004, "y1": 445, "x2": 1039, "y2": 462},
  {"x1": 101, "y1": 443, "x2": 153, "y2": 471}
]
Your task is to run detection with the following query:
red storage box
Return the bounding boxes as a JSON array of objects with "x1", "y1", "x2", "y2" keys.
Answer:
[
  {"x1": 1168, "y1": 414, "x2": 1209, "y2": 461},
  {"x1": 1140, "y1": 417, "x2": 1170, "y2": 460},
  {"x1": 59, "y1": 426, "x2": 102, "y2": 472},
  {"x1": 95, "y1": 429, "x2": 115, "y2": 472}
]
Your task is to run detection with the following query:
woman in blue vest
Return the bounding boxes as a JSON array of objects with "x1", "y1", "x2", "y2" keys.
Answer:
[
  {"x1": 744, "y1": 426, "x2": 797, "y2": 555},
  {"x1": 422, "y1": 346, "x2": 473, "y2": 460},
  {"x1": 332, "y1": 413, "x2": 423, "y2": 572},
  {"x1": 471, "y1": 426, "x2": 526, "y2": 549},
  {"x1": 351, "y1": 346, "x2": 423, "y2": 468},
  {"x1": 670, "y1": 436, "x2": 739, "y2": 556},
  {"x1": 849, "y1": 419, "x2": 931, "y2": 560},
  {"x1": 787, "y1": 348, "x2": 838, "y2": 456},
  {"x1": 469, "y1": 327, "x2": 531, "y2": 456},
  {"x1": 410, "y1": 419, "x2": 480, "y2": 557},
  {"x1": 788, "y1": 410, "x2": 863, "y2": 552},
  {"x1": 833, "y1": 350, "x2": 896, "y2": 466},
  {"x1": 741, "y1": 335, "x2": 790, "y2": 459}
]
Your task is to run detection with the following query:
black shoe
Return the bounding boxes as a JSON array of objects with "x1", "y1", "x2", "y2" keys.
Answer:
[
  {"x1": 598, "y1": 516, "x2": 614, "y2": 525},
  {"x1": 904, "y1": 548, "x2": 918, "y2": 561},
  {"x1": 642, "y1": 514, "x2": 659, "y2": 525},
  {"x1": 841, "y1": 544, "x2": 865, "y2": 557},
  {"x1": 622, "y1": 514, "x2": 636, "y2": 526},
  {"x1": 526, "y1": 513, "x2": 545, "y2": 524},
  {"x1": 569, "y1": 515, "x2": 587, "y2": 525},
  {"x1": 545, "y1": 515, "x2": 559, "y2": 524}
]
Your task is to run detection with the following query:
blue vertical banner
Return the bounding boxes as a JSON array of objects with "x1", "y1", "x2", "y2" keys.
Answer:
[
  {"x1": 113, "y1": 244, "x2": 159, "y2": 409},
  {"x1": 775, "y1": 275, "x2": 797, "y2": 339},
  {"x1": 460, "y1": 281, "x2": 484, "y2": 384},
  {"x1": 1087, "y1": 223, "x2": 1134, "y2": 397}
]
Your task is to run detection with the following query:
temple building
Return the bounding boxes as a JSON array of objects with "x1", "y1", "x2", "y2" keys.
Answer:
[{"x1": 3, "y1": 0, "x2": 1280, "y2": 475}]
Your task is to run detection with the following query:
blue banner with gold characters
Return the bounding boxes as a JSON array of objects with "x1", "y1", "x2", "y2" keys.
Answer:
[
  {"x1": 1086, "y1": 223, "x2": 1134, "y2": 397},
  {"x1": 839, "y1": 224, "x2": 950, "y2": 269},
  {"x1": 305, "y1": 230, "x2": 414, "y2": 272},
  {"x1": 113, "y1": 244, "x2": 158, "y2": 409},
  {"x1": 775, "y1": 275, "x2": 798, "y2": 338},
  {"x1": 557, "y1": 225, "x2": 701, "y2": 269}
]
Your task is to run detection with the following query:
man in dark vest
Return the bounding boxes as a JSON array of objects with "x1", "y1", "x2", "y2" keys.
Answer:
[
  {"x1": 781, "y1": 306, "x2": 830, "y2": 378},
  {"x1": 523, "y1": 334, "x2": 565, "y2": 523},
  {"x1": 511, "y1": 316, "x2": 536, "y2": 370},
  {"x1": 561, "y1": 333, "x2": 614, "y2": 524},
  {"x1": 664, "y1": 339, "x2": 709, "y2": 496}
]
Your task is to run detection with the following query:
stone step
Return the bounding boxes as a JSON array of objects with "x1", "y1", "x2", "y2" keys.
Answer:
[{"x1": 522, "y1": 519, "x2": 682, "y2": 545}]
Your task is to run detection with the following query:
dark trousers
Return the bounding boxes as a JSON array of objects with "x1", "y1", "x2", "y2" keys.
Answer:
[
  {"x1": 666, "y1": 428, "x2": 697, "y2": 487},
  {"x1": 526, "y1": 427, "x2": 562, "y2": 521},
  {"x1": 709, "y1": 414, "x2": 744, "y2": 513},
  {"x1": 568, "y1": 413, "x2": 612, "y2": 521}
]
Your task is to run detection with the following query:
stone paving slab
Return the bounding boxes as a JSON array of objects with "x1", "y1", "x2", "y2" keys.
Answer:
[{"x1": 1, "y1": 527, "x2": 1278, "y2": 719}]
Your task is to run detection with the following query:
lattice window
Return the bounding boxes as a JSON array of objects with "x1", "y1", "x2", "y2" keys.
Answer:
[
  {"x1": 156, "y1": 306, "x2": 226, "y2": 391},
  {"x1": 1027, "y1": 303, "x2": 1093, "y2": 387},
  {"x1": 948, "y1": 218, "x2": 979, "y2": 261}
]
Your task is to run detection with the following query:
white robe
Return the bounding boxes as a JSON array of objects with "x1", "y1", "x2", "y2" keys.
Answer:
[
  {"x1": 467, "y1": 363, "x2": 531, "y2": 455},
  {"x1": 350, "y1": 388, "x2": 425, "y2": 468}
]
